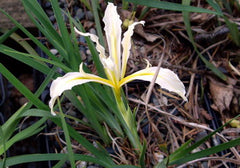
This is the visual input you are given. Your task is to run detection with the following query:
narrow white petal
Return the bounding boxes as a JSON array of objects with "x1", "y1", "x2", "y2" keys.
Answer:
[
  {"x1": 120, "y1": 67, "x2": 187, "y2": 101},
  {"x1": 74, "y1": 27, "x2": 106, "y2": 61},
  {"x1": 121, "y1": 21, "x2": 145, "y2": 79},
  {"x1": 74, "y1": 27, "x2": 115, "y2": 81},
  {"x1": 49, "y1": 69, "x2": 113, "y2": 115},
  {"x1": 102, "y1": 3, "x2": 122, "y2": 79}
]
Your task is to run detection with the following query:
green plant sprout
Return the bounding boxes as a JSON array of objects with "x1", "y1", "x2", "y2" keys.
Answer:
[{"x1": 49, "y1": 2, "x2": 187, "y2": 152}]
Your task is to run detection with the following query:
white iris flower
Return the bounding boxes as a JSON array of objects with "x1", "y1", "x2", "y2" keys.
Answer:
[{"x1": 49, "y1": 3, "x2": 187, "y2": 115}]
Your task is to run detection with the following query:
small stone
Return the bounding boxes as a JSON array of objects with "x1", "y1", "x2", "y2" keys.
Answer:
[
  {"x1": 86, "y1": 11, "x2": 94, "y2": 20},
  {"x1": 89, "y1": 28, "x2": 96, "y2": 35},
  {"x1": 142, "y1": 123, "x2": 149, "y2": 135},
  {"x1": 59, "y1": 0, "x2": 66, "y2": 8},
  {"x1": 67, "y1": 109, "x2": 77, "y2": 116},
  {"x1": 195, "y1": 131, "x2": 208, "y2": 142},
  {"x1": 75, "y1": 8, "x2": 84, "y2": 20},
  {"x1": 152, "y1": 96, "x2": 160, "y2": 106},
  {"x1": 60, "y1": 146, "x2": 68, "y2": 153},
  {"x1": 49, "y1": 15, "x2": 56, "y2": 22},
  {"x1": 153, "y1": 152, "x2": 164, "y2": 163},
  {"x1": 105, "y1": 147, "x2": 115, "y2": 155},
  {"x1": 78, "y1": 36, "x2": 86, "y2": 44},
  {"x1": 57, "y1": 67, "x2": 64, "y2": 75},
  {"x1": 80, "y1": 50, "x2": 87, "y2": 61},
  {"x1": 63, "y1": 3, "x2": 68, "y2": 9},
  {"x1": 73, "y1": 6, "x2": 79, "y2": 12},
  {"x1": 218, "y1": 66, "x2": 227, "y2": 73},
  {"x1": 41, "y1": 90, "x2": 50, "y2": 103},
  {"x1": 53, "y1": 23, "x2": 58, "y2": 29},
  {"x1": 50, "y1": 49, "x2": 58, "y2": 55},
  {"x1": 76, "y1": 161, "x2": 87, "y2": 168},
  {"x1": 45, "y1": 9, "x2": 54, "y2": 16},
  {"x1": 62, "y1": 11, "x2": 68, "y2": 22},
  {"x1": 44, "y1": 2, "x2": 51, "y2": 8},
  {"x1": 19, "y1": 97, "x2": 28, "y2": 105},
  {"x1": 86, "y1": 49, "x2": 91, "y2": 56}
]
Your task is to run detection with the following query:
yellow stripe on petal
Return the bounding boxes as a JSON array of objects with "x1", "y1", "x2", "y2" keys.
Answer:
[
  {"x1": 119, "y1": 67, "x2": 187, "y2": 101},
  {"x1": 49, "y1": 70, "x2": 113, "y2": 115}
]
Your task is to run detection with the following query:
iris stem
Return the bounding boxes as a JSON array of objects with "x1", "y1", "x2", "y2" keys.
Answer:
[{"x1": 113, "y1": 88, "x2": 142, "y2": 153}]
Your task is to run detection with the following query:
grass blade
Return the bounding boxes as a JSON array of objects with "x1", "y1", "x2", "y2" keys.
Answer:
[
  {"x1": 0, "y1": 28, "x2": 38, "y2": 56},
  {"x1": 65, "y1": 88, "x2": 111, "y2": 144},
  {"x1": 0, "y1": 45, "x2": 52, "y2": 75},
  {"x1": 0, "y1": 9, "x2": 59, "y2": 63},
  {"x1": 22, "y1": 0, "x2": 69, "y2": 62},
  {"x1": 167, "y1": 139, "x2": 192, "y2": 163},
  {"x1": 182, "y1": 0, "x2": 227, "y2": 81},
  {"x1": 171, "y1": 137, "x2": 240, "y2": 165},
  {"x1": 0, "y1": 153, "x2": 113, "y2": 167},
  {"x1": 0, "y1": 27, "x2": 18, "y2": 44},
  {"x1": 0, "y1": 63, "x2": 48, "y2": 110},
  {"x1": 168, "y1": 114, "x2": 240, "y2": 165},
  {"x1": 91, "y1": 0, "x2": 105, "y2": 46},
  {"x1": 57, "y1": 99, "x2": 75, "y2": 168},
  {"x1": 0, "y1": 126, "x2": 7, "y2": 168},
  {"x1": 207, "y1": 0, "x2": 240, "y2": 46},
  {"x1": 20, "y1": 109, "x2": 115, "y2": 166},
  {"x1": 224, "y1": 16, "x2": 240, "y2": 46},
  {"x1": 207, "y1": 0, "x2": 223, "y2": 15},
  {"x1": 0, "y1": 118, "x2": 46, "y2": 155},
  {"x1": 126, "y1": 0, "x2": 218, "y2": 14},
  {"x1": 52, "y1": 156, "x2": 68, "y2": 168},
  {"x1": 1, "y1": 104, "x2": 27, "y2": 142},
  {"x1": 0, "y1": 45, "x2": 71, "y2": 73},
  {"x1": 51, "y1": 0, "x2": 79, "y2": 71},
  {"x1": 21, "y1": 0, "x2": 62, "y2": 43}
]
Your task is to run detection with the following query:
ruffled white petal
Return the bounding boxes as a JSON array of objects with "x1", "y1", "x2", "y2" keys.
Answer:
[
  {"x1": 121, "y1": 21, "x2": 145, "y2": 79},
  {"x1": 120, "y1": 67, "x2": 187, "y2": 101},
  {"x1": 49, "y1": 66, "x2": 114, "y2": 115},
  {"x1": 102, "y1": 3, "x2": 122, "y2": 79}
]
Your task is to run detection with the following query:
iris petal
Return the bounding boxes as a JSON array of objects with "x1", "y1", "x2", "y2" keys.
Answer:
[
  {"x1": 120, "y1": 67, "x2": 187, "y2": 101},
  {"x1": 102, "y1": 3, "x2": 122, "y2": 79},
  {"x1": 121, "y1": 21, "x2": 145, "y2": 79},
  {"x1": 49, "y1": 65, "x2": 114, "y2": 115}
]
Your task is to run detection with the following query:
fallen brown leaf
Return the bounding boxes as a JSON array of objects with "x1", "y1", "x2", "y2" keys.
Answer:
[
  {"x1": 209, "y1": 77, "x2": 235, "y2": 113},
  {"x1": 120, "y1": 9, "x2": 161, "y2": 42},
  {"x1": 135, "y1": 25, "x2": 161, "y2": 42}
]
